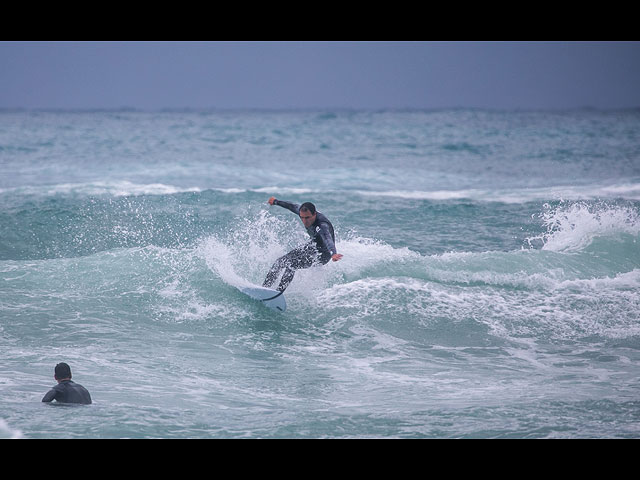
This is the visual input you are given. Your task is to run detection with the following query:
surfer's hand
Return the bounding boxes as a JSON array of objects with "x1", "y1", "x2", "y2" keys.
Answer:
[
  {"x1": 332, "y1": 254, "x2": 343, "y2": 262},
  {"x1": 268, "y1": 196, "x2": 276, "y2": 205}
]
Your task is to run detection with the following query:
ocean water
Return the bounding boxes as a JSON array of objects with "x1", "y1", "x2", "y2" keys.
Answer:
[{"x1": 1, "y1": 108, "x2": 640, "y2": 438}]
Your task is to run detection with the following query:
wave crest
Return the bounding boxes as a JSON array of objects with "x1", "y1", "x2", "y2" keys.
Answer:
[{"x1": 527, "y1": 201, "x2": 640, "y2": 252}]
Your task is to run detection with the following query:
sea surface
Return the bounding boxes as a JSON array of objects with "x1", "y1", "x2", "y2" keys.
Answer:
[{"x1": 1, "y1": 108, "x2": 639, "y2": 438}]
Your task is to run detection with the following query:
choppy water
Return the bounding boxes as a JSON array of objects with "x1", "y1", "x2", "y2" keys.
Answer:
[{"x1": 1, "y1": 109, "x2": 640, "y2": 438}]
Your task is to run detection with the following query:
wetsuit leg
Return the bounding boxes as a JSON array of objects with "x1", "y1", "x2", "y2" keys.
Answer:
[{"x1": 263, "y1": 243, "x2": 321, "y2": 292}]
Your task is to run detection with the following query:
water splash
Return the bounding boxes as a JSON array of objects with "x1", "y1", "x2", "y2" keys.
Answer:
[{"x1": 527, "y1": 201, "x2": 640, "y2": 252}]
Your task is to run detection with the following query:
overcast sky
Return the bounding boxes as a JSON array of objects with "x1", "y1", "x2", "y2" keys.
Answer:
[{"x1": 1, "y1": 41, "x2": 639, "y2": 110}]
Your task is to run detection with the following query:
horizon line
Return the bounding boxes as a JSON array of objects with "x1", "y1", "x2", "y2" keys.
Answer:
[{"x1": 1, "y1": 105, "x2": 639, "y2": 114}]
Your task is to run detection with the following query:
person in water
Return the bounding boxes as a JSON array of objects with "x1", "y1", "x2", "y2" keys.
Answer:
[
  {"x1": 42, "y1": 362, "x2": 92, "y2": 405},
  {"x1": 263, "y1": 197, "x2": 343, "y2": 292}
]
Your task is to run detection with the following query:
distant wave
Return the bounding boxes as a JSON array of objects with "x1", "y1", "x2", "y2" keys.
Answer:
[
  {"x1": 221, "y1": 182, "x2": 640, "y2": 203},
  {"x1": 3, "y1": 180, "x2": 640, "y2": 204},
  {"x1": 354, "y1": 183, "x2": 640, "y2": 203},
  {"x1": 0, "y1": 182, "x2": 316, "y2": 198},
  {"x1": 181, "y1": 183, "x2": 640, "y2": 203},
  {"x1": 0, "y1": 181, "x2": 202, "y2": 197}
]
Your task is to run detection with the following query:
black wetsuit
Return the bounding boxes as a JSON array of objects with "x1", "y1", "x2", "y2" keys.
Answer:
[
  {"x1": 263, "y1": 199, "x2": 338, "y2": 292},
  {"x1": 42, "y1": 380, "x2": 92, "y2": 404}
]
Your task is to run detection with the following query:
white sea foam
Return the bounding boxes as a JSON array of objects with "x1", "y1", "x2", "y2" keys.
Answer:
[
  {"x1": 0, "y1": 418, "x2": 23, "y2": 439},
  {"x1": 355, "y1": 189, "x2": 483, "y2": 201},
  {"x1": 251, "y1": 186, "x2": 315, "y2": 195}
]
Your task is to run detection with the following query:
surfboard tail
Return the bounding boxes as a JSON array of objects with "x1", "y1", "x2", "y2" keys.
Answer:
[{"x1": 239, "y1": 285, "x2": 287, "y2": 312}]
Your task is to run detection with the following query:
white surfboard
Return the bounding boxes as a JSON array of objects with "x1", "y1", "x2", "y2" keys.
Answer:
[{"x1": 238, "y1": 285, "x2": 287, "y2": 312}]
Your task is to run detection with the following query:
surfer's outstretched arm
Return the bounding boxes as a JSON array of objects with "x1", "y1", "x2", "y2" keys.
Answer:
[{"x1": 267, "y1": 197, "x2": 300, "y2": 215}]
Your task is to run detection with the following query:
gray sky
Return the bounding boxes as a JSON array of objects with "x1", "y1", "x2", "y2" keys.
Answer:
[{"x1": 1, "y1": 41, "x2": 639, "y2": 110}]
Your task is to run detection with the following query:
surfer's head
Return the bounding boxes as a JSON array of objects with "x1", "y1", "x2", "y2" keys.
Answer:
[
  {"x1": 299, "y1": 202, "x2": 317, "y2": 228},
  {"x1": 54, "y1": 362, "x2": 72, "y2": 381}
]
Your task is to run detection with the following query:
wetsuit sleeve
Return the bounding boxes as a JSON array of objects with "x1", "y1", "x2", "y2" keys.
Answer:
[
  {"x1": 272, "y1": 199, "x2": 300, "y2": 215},
  {"x1": 318, "y1": 222, "x2": 337, "y2": 255},
  {"x1": 42, "y1": 387, "x2": 58, "y2": 402}
]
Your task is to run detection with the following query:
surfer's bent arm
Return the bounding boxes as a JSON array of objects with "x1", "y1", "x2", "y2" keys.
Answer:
[
  {"x1": 42, "y1": 389, "x2": 57, "y2": 402},
  {"x1": 317, "y1": 222, "x2": 337, "y2": 256},
  {"x1": 42, "y1": 385, "x2": 61, "y2": 402},
  {"x1": 269, "y1": 197, "x2": 300, "y2": 215}
]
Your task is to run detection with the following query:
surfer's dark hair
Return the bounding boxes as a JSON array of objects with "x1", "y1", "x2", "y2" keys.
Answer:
[
  {"x1": 300, "y1": 202, "x2": 316, "y2": 215},
  {"x1": 54, "y1": 362, "x2": 72, "y2": 380}
]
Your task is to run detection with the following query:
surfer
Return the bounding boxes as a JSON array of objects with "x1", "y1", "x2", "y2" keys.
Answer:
[
  {"x1": 42, "y1": 362, "x2": 92, "y2": 405},
  {"x1": 263, "y1": 197, "x2": 343, "y2": 292}
]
